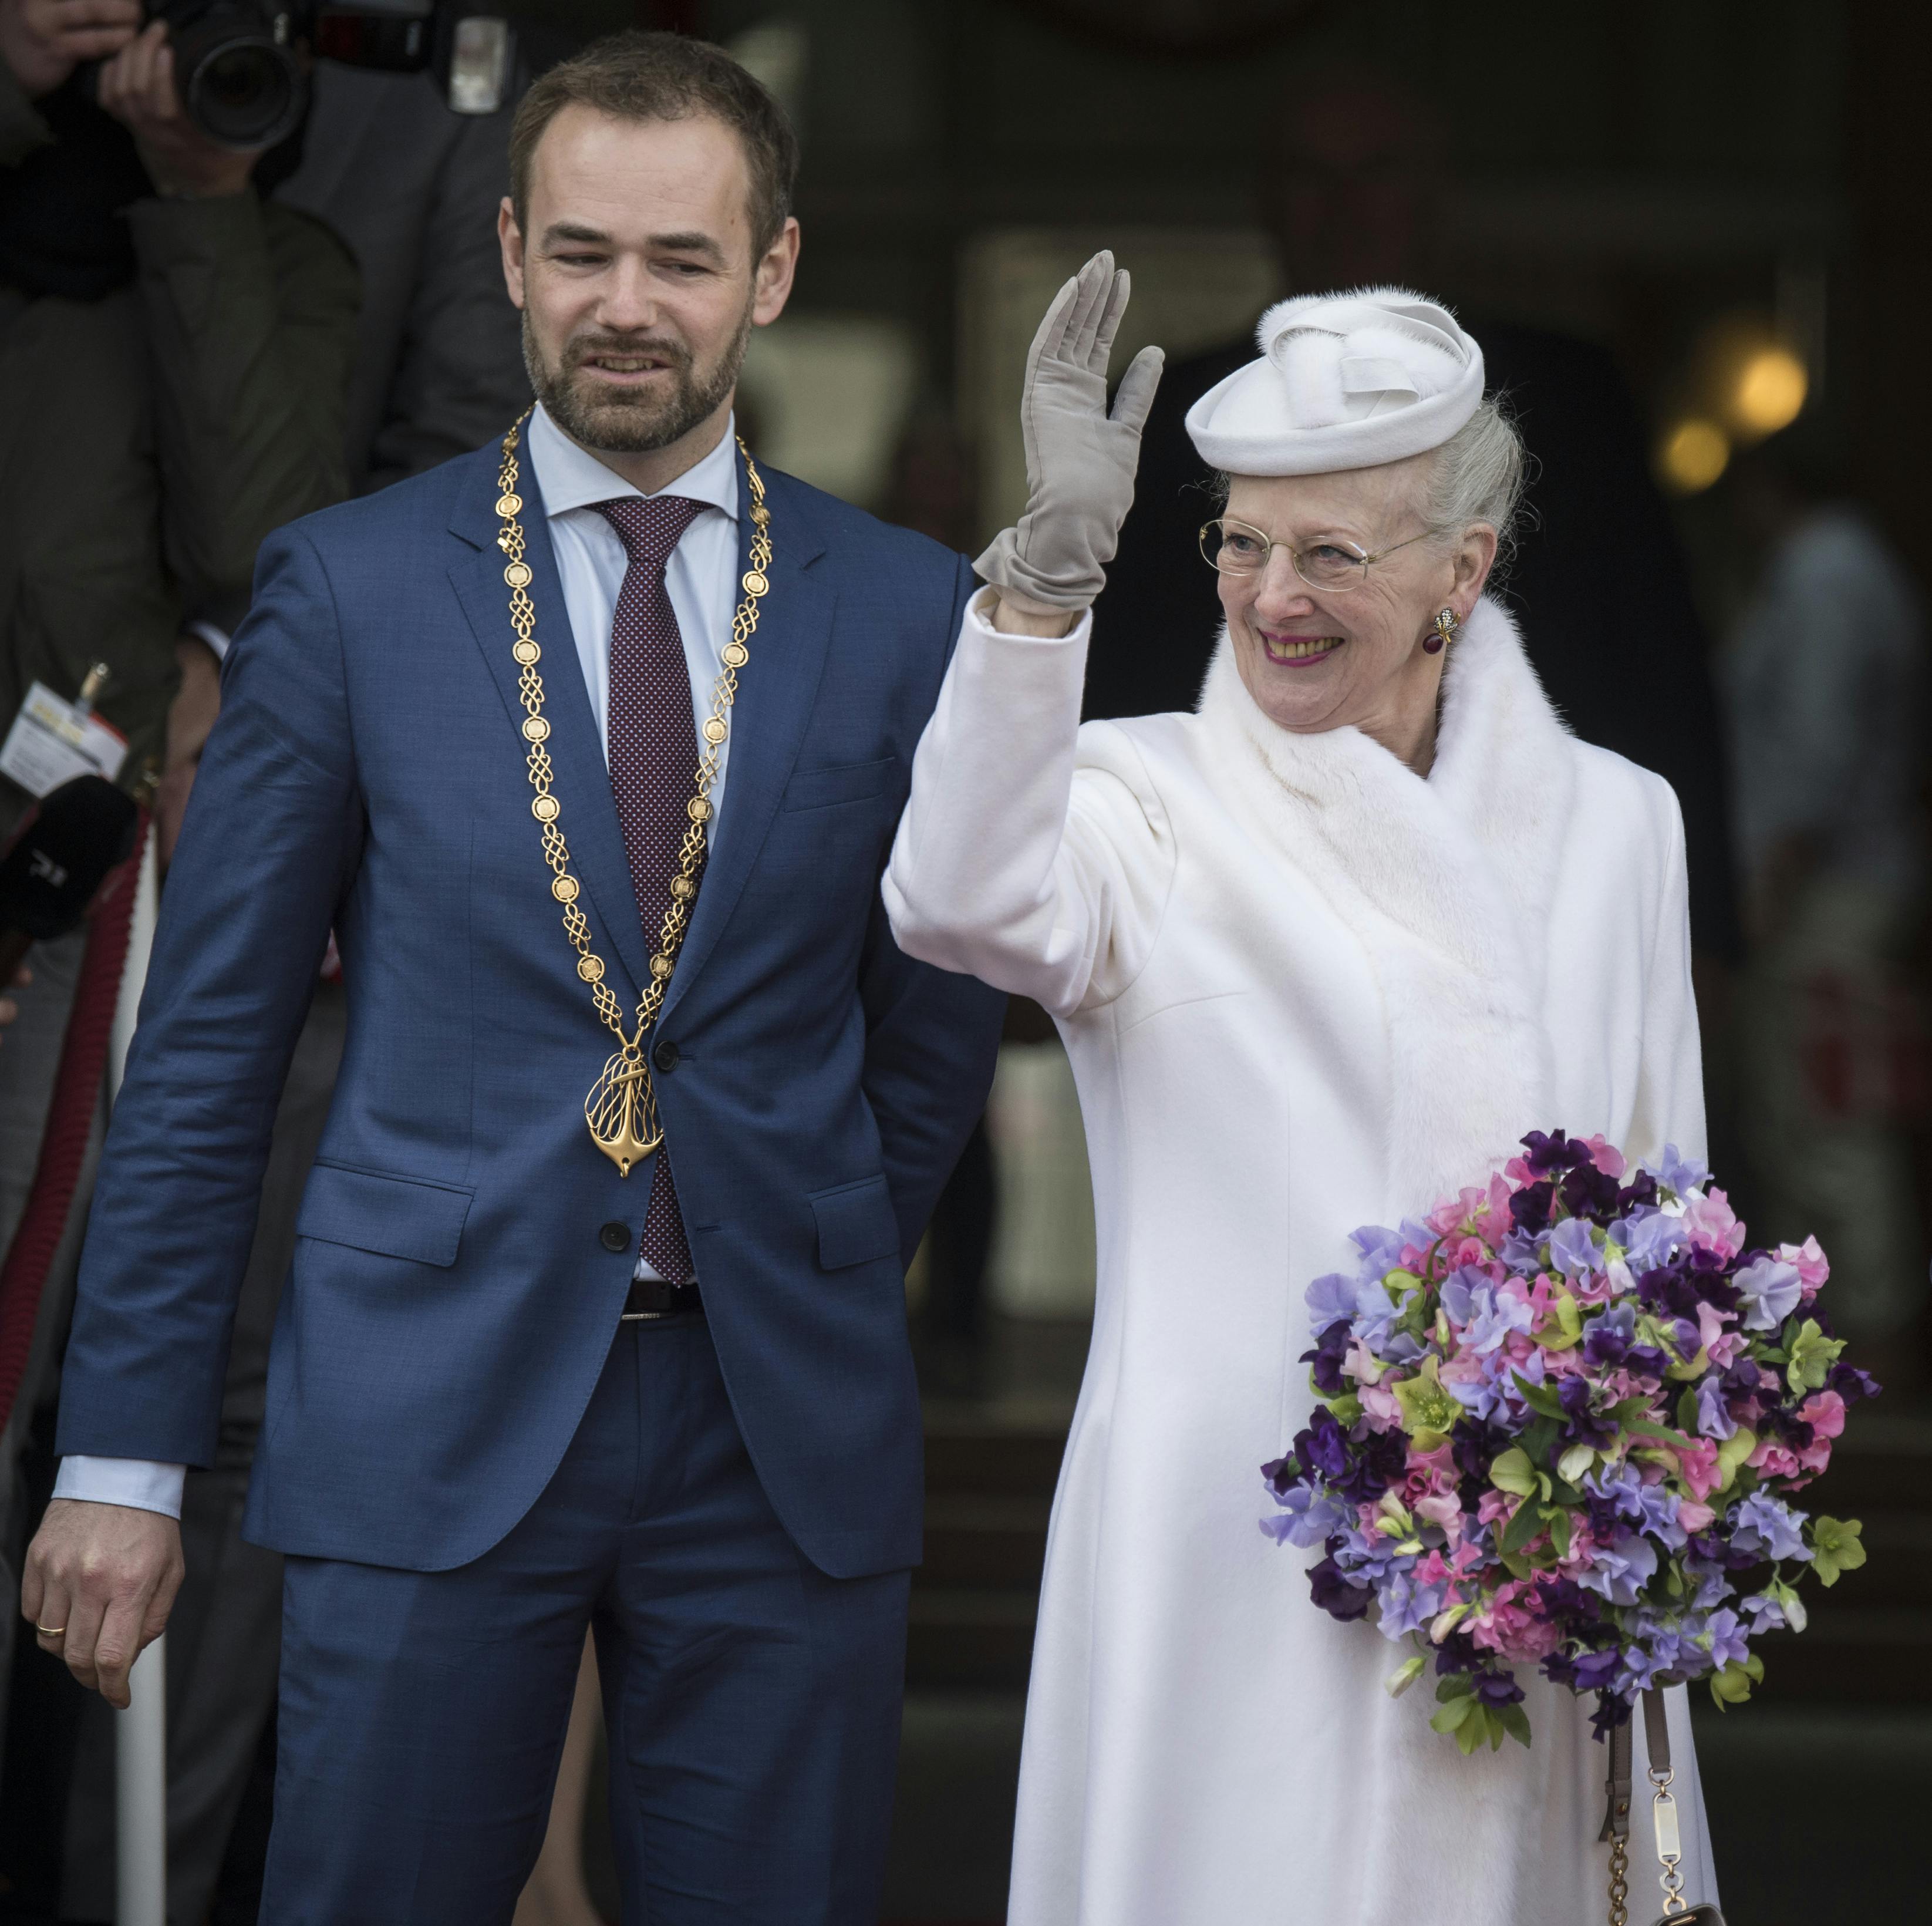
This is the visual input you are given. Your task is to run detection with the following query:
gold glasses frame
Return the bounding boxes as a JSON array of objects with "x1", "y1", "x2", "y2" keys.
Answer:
[{"x1": 1198, "y1": 517, "x2": 1438, "y2": 593}]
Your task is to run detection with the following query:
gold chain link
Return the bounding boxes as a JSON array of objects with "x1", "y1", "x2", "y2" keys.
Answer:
[
  {"x1": 1607, "y1": 1835, "x2": 1628, "y2": 1926},
  {"x1": 494, "y1": 411, "x2": 772, "y2": 1174}
]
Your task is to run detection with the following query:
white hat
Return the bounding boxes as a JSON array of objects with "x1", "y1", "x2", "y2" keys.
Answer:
[{"x1": 1185, "y1": 287, "x2": 1485, "y2": 476}]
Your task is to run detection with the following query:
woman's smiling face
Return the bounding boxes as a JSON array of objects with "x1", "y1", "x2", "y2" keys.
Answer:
[{"x1": 1216, "y1": 456, "x2": 1495, "y2": 762}]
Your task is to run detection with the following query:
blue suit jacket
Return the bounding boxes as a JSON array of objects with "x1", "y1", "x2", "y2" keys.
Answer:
[{"x1": 56, "y1": 435, "x2": 1006, "y2": 1578}]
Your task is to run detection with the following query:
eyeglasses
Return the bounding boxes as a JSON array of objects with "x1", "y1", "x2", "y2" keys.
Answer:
[{"x1": 1198, "y1": 517, "x2": 1437, "y2": 593}]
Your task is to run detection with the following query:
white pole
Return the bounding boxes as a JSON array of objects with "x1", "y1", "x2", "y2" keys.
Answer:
[
  {"x1": 110, "y1": 824, "x2": 166, "y2": 1926},
  {"x1": 115, "y1": 1637, "x2": 167, "y2": 1926}
]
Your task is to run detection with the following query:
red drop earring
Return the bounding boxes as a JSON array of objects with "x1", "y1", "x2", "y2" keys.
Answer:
[{"x1": 1423, "y1": 607, "x2": 1456, "y2": 655}]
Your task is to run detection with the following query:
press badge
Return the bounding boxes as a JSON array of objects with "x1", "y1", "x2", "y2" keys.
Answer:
[{"x1": 0, "y1": 675, "x2": 128, "y2": 799}]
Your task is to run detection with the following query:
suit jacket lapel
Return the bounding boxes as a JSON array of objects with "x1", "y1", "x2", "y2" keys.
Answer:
[
  {"x1": 660, "y1": 458, "x2": 834, "y2": 1029},
  {"x1": 447, "y1": 440, "x2": 652, "y2": 1005}
]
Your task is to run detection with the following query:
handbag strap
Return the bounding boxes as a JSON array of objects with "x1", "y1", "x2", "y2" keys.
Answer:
[{"x1": 1603, "y1": 1688, "x2": 1711, "y2": 1925}]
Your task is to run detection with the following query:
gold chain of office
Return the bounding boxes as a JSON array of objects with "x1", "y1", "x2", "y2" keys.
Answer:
[{"x1": 494, "y1": 409, "x2": 772, "y2": 1178}]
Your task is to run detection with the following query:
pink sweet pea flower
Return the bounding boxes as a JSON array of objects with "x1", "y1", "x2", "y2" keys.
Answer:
[
  {"x1": 1476, "y1": 1488, "x2": 1515, "y2": 1530},
  {"x1": 1778, "y1": 1235, "x2": 1830, "y2": 1298},
  {"x1": 1415, "y1": 1492, "x2": 1464, "y2": 1543},
  {"x1": 1748, "y1": 1438, "x2": 1802, "y2": 1481},
  {"x1": 1584, "y1": 1136, "x2": 1627, "y2": 1179},
  {"x1": 1800, "y1": 1390, "x2": 1846, "y2": 1440},
  {"x1": 1677, "y1": 1497, "x2": 1716, "y2": 1533},
  {"x1": 1697, "y1": 1302, "x2": 1748, "y2": 1371},
  {"x1": 1358, "y1": 1383, "x2": 1404, "y2": 1433},
  {"x1": 1675, "y1": 1438, "x2": 1722, "y2": 1501},
  {"x1": 1342, "y1": 1339, "x2": 1385, "y2": 1386},
  {"x1": 1684, "y1": 1187, "x2": 1747, "y2": 1260}
]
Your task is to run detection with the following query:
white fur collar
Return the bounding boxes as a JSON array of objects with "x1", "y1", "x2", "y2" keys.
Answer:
[{"x1": 1194, "y1": 598, "x2": 1577, "y2": 1206}]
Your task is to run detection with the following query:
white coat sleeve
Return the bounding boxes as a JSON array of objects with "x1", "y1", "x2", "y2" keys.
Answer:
[
  {"x1": 884, "y1": 590, "x2": 1177, "y2": 1018},
  {"x1": 1629, "y1": 780, "x2": 1708, "y2": 1164}
]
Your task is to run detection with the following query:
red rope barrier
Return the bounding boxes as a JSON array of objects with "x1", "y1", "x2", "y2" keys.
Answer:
[{"x1": 0, "y1": 816, "x2": 147, "y2": 1436}]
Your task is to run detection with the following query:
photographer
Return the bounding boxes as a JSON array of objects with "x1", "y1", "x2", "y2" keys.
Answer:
[{"x1": 0, "y1": 2, "x2": 356, "y2": 1908}]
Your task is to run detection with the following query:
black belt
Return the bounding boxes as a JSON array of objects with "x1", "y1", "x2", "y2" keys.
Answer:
[{"x1": 621, "y1": 1273, "x2": 703, "y2": 1322}]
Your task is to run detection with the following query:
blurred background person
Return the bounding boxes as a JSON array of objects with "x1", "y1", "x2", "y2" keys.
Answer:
[{"x1": 1719, "y1": 425, "x2": 1928, "y2": 1383}]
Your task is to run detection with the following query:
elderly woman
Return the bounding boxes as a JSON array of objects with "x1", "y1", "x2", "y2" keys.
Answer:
[{"x1": 884, "y1": 258, "x2": 1719, "y2": 1924}]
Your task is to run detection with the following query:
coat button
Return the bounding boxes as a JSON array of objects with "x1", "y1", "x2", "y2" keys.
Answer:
[
  {"x1": 599, "y1": 1221, "x2": 630, "y2": 1254},
  {"x1": 653, "y1": 1039, "x2": 680, "y2": 1074}
]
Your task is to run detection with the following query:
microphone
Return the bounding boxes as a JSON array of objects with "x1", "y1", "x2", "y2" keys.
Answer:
[{"x1": 0, "y1": 776, "x2": 140, "y2": 988}]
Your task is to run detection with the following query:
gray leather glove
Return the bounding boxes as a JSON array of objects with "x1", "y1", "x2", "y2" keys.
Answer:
[{"x1": 975, "y1": 250, "x2": 1165, "y2": 614}]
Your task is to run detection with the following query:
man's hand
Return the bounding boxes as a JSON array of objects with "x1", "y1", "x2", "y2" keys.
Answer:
[
  {"x1": 97, "y1": 19, "x2": 263, "y2": 199},
  {"x1": 22, "y1": 1499, "x2": 185, "y2": 1709},
  {"x1": 0, "y1": 0, "x2": 140, "y2": 98}
]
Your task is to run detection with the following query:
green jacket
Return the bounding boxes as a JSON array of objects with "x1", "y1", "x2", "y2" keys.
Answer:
[{"x1": 0, "y1": 64, "x2": 359, "y2": 841}]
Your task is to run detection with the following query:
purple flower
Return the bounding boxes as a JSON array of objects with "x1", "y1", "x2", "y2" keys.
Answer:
[
  {"x1": 1613, "y1": 1206, "x2": 1687, "y2": 1274},
  {"x1": 1614, "y1": 1645, "x2": 1676, "y2": 1694},
  {"x1": 1300, "y1": 1319, "x2": 1351, "y2": 1396},
  {"x1": 1522, "y1": 1129, "x2": 1593, "y2": 1177},
  {"x1": 1509, "y1": 1181, "x2": 1555, "y2": 1236},
  {"x1": 1653, "y1": 1144, "x2": 1711, "y2": 1196},
  {"x1": 1829, "y1": 1361, "x2": 1883, "y2": 1404},
  {"x1": 1331, "y1": 1429, "x2": 1407, "y2": 1504},
  {"x1": 1292, "y1": 1407, "x2": 1350, "y2": 1483},
  {"x1": 1726, "y1": 1492, "x2": 1812, "y2": 1564},
  {"x1": 1738, "y1": 1590, "x2": 1788, "y2": 1634},
  {"x1": 1734, "y1": 1255, "x2": 1803, "y2": 1333},
  {"x1": 1377, "y1": 1569, "x2": 1447, "y2": 1640},
  {"x1": 1545, "y1": 1642, "x2": 1621, "y2": 1698},
  {"x1": 1304, "y1": 1271, "x2": 1358, "y2": 1336},
  {"x1": 1694, "y1": 1375, "x2": 1737, "y2": 1441},
  {"x1": 1308, "y1": 1555, "x2": 1372, "y2": 1622},
  {"x1": 1261, "y1": 1474, "x2": 1351, "y2": 1549},
  {"x1": 1697, "y1": 1607, "x2": 1751, "y2": 1672},
  {"x1": 1561, "y1": 1161, "x2": 1622, "y2": 1224},
  {"x1": 1577, "y1": 1530, "x2": 1659, "y2": 1606},
  {"x1": 1582, "y1": 1301, "x2": 1638, "y2": 1370},
  {"x1": 1558, "y1": 1375, "x2": 1620, "y2": 1450},
  {"x1": 1472, "y1": 1669, "x2": 1526, "y2": 1708},
  {"x1": 1547, "y1": 1216, "x2": 1600, "y2": 1281}
]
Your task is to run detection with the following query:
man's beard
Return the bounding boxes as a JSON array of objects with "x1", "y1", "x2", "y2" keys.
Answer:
[{"x1": 524, "y1": 302, "x2": 753, "y2": 454}]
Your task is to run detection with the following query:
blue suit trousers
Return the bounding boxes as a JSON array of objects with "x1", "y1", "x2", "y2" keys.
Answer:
[{"x1": 260, "y1": 1316, "x2": 911, "y2": 1924}]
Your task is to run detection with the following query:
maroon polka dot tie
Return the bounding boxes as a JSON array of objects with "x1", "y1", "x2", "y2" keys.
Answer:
[{"x1": 595, "y1": 493, "x2": 705, "y2": 1283}]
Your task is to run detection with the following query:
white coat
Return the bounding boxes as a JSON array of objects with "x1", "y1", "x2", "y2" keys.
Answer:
[{"x1": 885, "y1": 592, "x2": 1721, "y2": 1926}]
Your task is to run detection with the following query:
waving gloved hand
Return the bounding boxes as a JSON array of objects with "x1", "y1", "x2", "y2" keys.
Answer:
[{"x1": 975, "y1": 250, "x2": 1164, "y2": 615}]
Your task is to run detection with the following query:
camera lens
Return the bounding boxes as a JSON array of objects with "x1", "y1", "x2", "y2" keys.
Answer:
[{"x1": 171, "y1": 12, "x2": 308, "y2": 150}]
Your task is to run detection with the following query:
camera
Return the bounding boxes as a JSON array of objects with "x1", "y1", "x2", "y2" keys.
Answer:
[{"x1": 142, "y1": 2, "x2": 514, "y2": 151}]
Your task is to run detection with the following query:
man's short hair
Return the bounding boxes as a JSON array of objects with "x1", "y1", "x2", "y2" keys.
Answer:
[{"x1": 509, "y1": 31, "x2": 800, "y2": 254}]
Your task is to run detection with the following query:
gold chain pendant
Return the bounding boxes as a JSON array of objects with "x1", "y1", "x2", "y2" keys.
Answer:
[{"x1": 494, "y1": 412, "x2": 773, "y2": 1175}]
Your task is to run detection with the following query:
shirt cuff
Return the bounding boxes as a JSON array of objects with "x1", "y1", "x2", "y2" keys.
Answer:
[
  {"x1": 183, "y1": 618, "x2": 231, "y2": 662},
  {"x1": 53, "y1": 1456, "x2": 187, "y2": 1519}
]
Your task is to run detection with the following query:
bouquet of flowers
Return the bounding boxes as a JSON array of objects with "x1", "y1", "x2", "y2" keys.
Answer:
[{"x1": 1263, "y1": 1130, "x2": 1879, "y2": 1753}]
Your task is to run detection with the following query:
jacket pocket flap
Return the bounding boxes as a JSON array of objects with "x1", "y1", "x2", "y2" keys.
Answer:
[
  {"x1": 296, "y1": 1164, "x2": 474, "y2": 1268},
  {"x1": 809, "y1": 1175, "x2": 901, "y2": 1271},
  {"x1": 782, "y1": 756, "x2": 896, "y2": 813}
]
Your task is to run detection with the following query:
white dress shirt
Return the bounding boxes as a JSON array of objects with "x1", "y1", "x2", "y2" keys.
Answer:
[{"x1": 55, "y1": 405, "x2": 745, "y2": 1520}]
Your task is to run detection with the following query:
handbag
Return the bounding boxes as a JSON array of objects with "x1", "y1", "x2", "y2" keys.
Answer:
[{"x1": 1599, "y1": 1689, "x2": 1725, "y2": 1926}]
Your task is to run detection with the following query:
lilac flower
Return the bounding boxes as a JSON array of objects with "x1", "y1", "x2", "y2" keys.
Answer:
[
  {"x1": 1304, "y1": 1271, "x2": 1359, "y2": 1337},
  {"x1": 1617, "y1": 1207, "x2": 1689, "y2": 1274},
  {"x1": 1734, "y1": 1255, "x2": 1803, "y2": 1333},
  {"x1": 1547, "y1": 1216, "x2": 1600, "y2": 1281},
  {"x1": 1695, "y1": 1607, "x2": 1750, "y2": 1672},
  {"x1": 1653, "y1": 1144, "x2": 1711, "y2": 1196},
  {"x1": 1577, "y1": 1530, "x2": 1659, "y2": 1606},
  {"x1": 1614, "y1": 1645, "x2": 1675, "y2": 1694},
  {"x1": 1694, "y1": 1375, "x2": 1737, "y2": 1441},
  {"x1": 1727, "y1": 1493, "x2": 1813, "y2": 1564},
  {"x1": 1348, "y1": 1224, "x2": 1407, "y2": 1278},
  {"x1": 1498, "y1": 1227, "x2": 1546, "y2": 1272},
  {"x1": 1738, "y1": 1590, "x2": 1788, "y2": 1634},
  {"x1": 1377, "y1": 1569, "x2": 1447, "y2": 1641},
  {"x1": 1461, "y1": 1283, "x2": 1536, "y2": 1356},
  {"x1": 1261, "y1": 1480, "x2": 1351, "y2": 1549}
]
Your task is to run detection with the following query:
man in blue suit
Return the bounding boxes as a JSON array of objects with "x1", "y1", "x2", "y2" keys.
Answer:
[{"x1": 22, "y1": 32, "x2": 1004, "y2": 1924}]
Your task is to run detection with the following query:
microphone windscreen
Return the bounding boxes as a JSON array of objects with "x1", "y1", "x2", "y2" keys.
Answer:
[{"x1": 0, "y1": 775, "x2": 139, "y2": 942}]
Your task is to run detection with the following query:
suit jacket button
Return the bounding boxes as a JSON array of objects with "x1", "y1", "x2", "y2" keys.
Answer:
[
  {"x1": 599, "y1": 1221, "x2": 631, "y2": 1254},
  {"x1": 653, "y1": 1039, "x2": 680, "y2": 1073}
]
